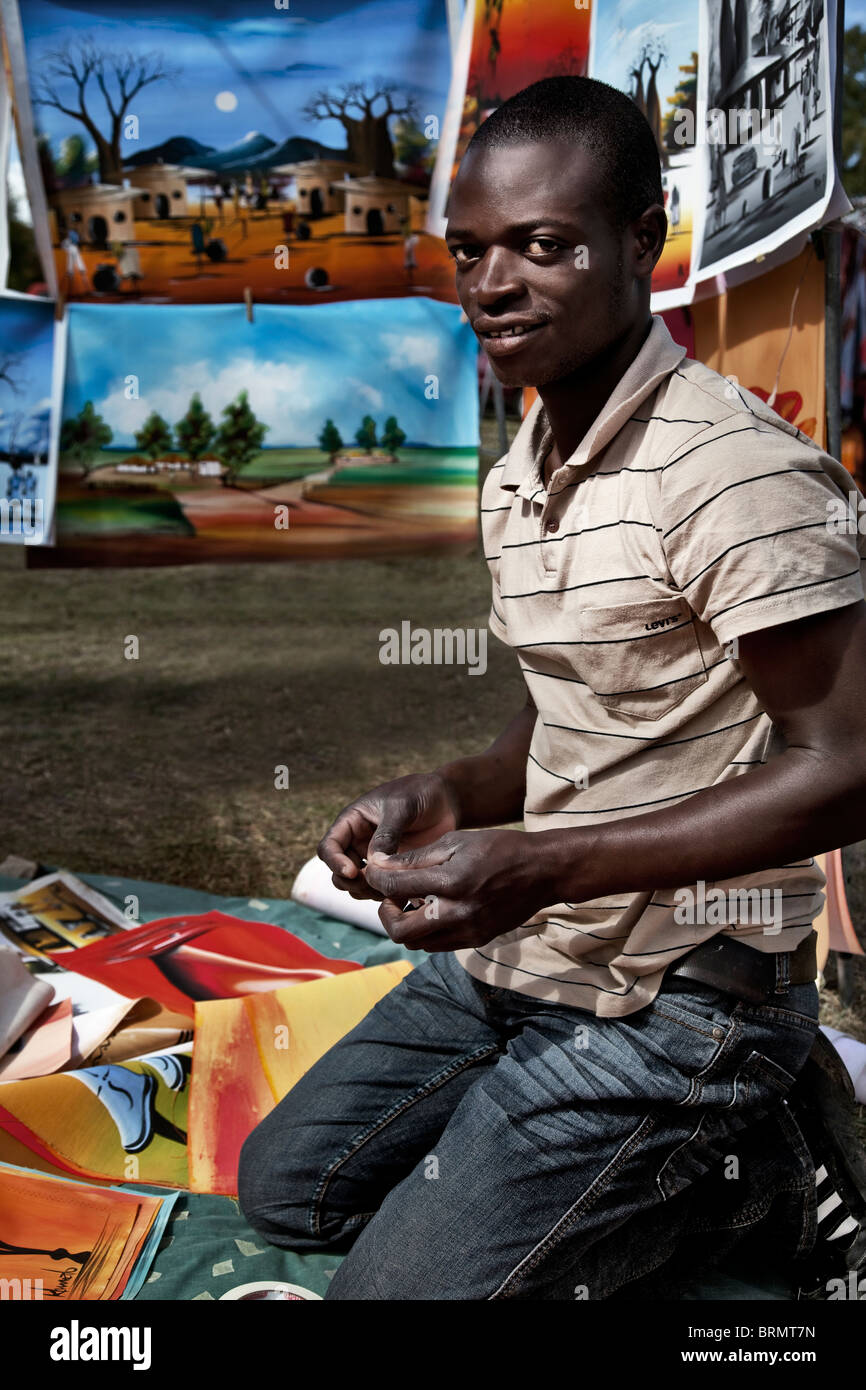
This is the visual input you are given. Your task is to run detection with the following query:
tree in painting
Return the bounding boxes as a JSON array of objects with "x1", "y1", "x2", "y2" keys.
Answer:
[
  {"x1": 302, "y1": 82, "x2": 416, "y2": 178},
  {"x1": 60, "y1": 400, "x2": 113, "y2": 476},
  {"x1": 135, "y1": 411, "x2": 174, "y2": 462},
  {"x1": 33, "y1": 41, "x2": 176, "y2": 184},
  {"x1": 381, "y1": 415, "x2": 406, "y2": 457},
  {"x1": 175, "y1": 394, "x2": 215, "y2": 463},
  {"x1": 318, "y1": 418, "x2": 344, "y2": 459},
  {"x1": 354, "y1": 414, "x2": 378, "y2": 453},
  {"x1": 215, "y1": 390, "x2": 268, "y2": 484}
]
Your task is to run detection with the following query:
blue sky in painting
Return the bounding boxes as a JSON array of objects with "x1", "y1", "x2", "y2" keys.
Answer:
[
  {"x1": 591, "y1": 2, "x2": 698, "y2": 97},
  {"x1": 62, "y1": 298, "x2": 478, "y2": 449},
  {"x1": 19, "y1": 0, "x2": 451, "y2": 158},
  {"x1": 0, "y1": 296, "x2": 56, "y2": 456}
]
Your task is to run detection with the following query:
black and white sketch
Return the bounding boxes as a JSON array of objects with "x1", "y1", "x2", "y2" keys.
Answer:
[{"x1": 696, "y1": 0, "x2": 833, "y2": 276}]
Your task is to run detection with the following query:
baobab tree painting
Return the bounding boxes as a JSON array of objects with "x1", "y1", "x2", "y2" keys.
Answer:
[
  {"x1": 590, "y1": 3, "x2": 700, "y2": 305},
  {"x1": 34, "y1": 43, "x2": 178, "y2": 187},
  {"x1": 301, "y1": 82, "x2": 418, "y2": 181},
  {"x1": 15, "y1": 0, "x2": 455, "y2": 305},
  {"x1": 0, "y1": 294, "x2": 62, "y2": 547},
  {"x1": 629, "y1": 40, "x2": 669, "y2": 167}
]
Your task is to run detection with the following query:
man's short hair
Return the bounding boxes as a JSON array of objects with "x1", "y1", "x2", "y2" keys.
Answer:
[{"x1": 466, "y1": 76, "x2": 664, "y2": 232}]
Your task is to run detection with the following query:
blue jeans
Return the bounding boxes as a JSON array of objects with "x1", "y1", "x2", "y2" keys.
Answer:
[{"x1": 237, "y1": 950, "x2": 820, "y2": 1300}]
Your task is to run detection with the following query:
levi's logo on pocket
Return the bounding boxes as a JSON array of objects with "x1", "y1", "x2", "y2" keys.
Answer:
[{"x1": 645, "y1": 613, "x2": 685, "y2": 631}]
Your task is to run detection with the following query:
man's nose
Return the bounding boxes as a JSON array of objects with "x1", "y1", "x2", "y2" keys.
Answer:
[{"x1": 470, "y1": 246, "x2": 524, "y2": 304}]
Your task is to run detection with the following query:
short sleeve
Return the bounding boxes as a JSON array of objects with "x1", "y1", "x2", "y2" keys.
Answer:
[
  {"x1": 656, "y1": 421, "x2": 866, "y2": 645},
  {"x1": 489, "y1": 568, "x2": 509, "y2": 644},
  {"x1": 480, "y1": 455, "x2": 512, "y2": 646}
]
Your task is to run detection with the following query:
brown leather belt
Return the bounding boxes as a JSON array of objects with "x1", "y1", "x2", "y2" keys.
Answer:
[{"x1": 665, "y1": 931, "x2": 818, "y2": 1005}]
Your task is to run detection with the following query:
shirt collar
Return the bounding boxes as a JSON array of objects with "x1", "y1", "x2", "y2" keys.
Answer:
[{"x1": 499, "y1": 315, "x2": 688, "y2": 500}]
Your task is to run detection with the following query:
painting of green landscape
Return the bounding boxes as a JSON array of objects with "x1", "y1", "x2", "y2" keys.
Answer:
[{"x1": 35, "y1": 298, "x2": 478, "y2": 565}]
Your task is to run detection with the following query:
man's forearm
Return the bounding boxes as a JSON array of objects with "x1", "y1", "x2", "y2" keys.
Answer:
[
  {"x1": 536, "y1": 745, "x2": 866, "y2": 905},
  {"x1": 436, "y1": 697, "x2": 536, "y2": 830}
]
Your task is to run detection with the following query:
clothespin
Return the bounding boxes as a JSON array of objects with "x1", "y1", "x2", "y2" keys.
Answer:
[{"x1": 244, "y1": 286, "x2": 254, "y2": 322}]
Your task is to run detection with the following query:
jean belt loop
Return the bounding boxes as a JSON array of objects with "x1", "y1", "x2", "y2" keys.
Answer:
[{"x1": 774, "y1": 949, "x2": 791, "y2": 995}]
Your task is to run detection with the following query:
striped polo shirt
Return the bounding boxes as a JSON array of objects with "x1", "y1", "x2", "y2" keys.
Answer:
[{"x1": 454, "y1": 314, "x2": 866, "y2": 1017}]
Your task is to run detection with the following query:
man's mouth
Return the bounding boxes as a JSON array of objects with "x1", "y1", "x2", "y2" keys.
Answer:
[
  {"x1": 483, "y1": 325, "x2": 533, "y2": 339},
  {"x1": 477, "y1": 321, "x2": 546, "y2": 356}
]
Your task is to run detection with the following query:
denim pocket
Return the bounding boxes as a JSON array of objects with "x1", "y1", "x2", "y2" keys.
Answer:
[
  {"x1": 633, "y1": 986, "x2": 738, "y2": 1103},
  {"x1": 647, "y1": 983, "x2": 734, "y2": 1049}
]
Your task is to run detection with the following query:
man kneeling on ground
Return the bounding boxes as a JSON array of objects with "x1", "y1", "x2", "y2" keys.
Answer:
[{"x1": 239, "y1": 76, "x2": 866, "y2": 1301}]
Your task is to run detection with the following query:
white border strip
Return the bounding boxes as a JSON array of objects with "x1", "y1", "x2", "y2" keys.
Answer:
[
  {"x1": 426, "y1": 0, "x2": 474, "y2": 239},
  {"x1": 0, "y1": 0, "x2": 58, "y2": 298},
  {"x1": 0, "y1": 56, "x2": 11, "y2": 287}
]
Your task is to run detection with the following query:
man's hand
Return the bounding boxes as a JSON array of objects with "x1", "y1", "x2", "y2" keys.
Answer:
[
  {"x1": 317, "y1": 772, "x2": 461, "y2": 902},
  {"x1": 363, "y1": 828, "x2": 551, "y2": 950},
  {"x1": 317, "y1": 693, "x2": 536, "y2": 905}
]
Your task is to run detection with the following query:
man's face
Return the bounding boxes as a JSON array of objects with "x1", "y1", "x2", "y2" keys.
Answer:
[{"x1": 446, "y1": 141, "x2": 646, "y2": 389}]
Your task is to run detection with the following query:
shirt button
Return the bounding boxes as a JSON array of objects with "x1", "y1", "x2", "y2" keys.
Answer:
[{"x1": 545, "y1": 518, "x2": 559, "y2": 533}]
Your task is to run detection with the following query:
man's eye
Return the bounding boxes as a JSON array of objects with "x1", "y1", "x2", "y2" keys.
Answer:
[
  {"x1": 449, "y1": 245, "x2": 480, "y2": 266},
  {"x1": 524, "y1": 238, "x2": 561, "y2": 255}
]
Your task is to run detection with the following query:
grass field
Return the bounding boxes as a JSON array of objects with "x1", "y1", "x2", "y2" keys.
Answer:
[
  {"x1": 3, "y1": 415, "x2": 864, "y2": 1045},
  {"x1": 70, "y1": 445, "x2": 479, "y2": 486},
  {"x1": 2, "y1": 420, "x2": 517, "y2": 892}
]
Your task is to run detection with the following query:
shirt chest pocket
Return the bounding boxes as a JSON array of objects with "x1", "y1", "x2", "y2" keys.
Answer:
[{"x1": 576, "y1": 599, "x2": 708, "y2": 720}]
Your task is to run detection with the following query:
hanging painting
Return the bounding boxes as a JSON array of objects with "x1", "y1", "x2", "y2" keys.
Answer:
[
  {"x1": 28, "y1": 295, "x2": 479, "y2": 566},
  {"x1": 11, "y1": 0, "x2": 457, "y2": 305},
  {"x1": 694, "y1": 0, "x2": 833, "y2": 278},
  {"x1": 589, "y1": 0, "x2": 699, "y2": 307},
  {"x1": 0, "y1": 290, "x2": 65, "y2": 544},
  {"x1": 429, "y1": 0, "x2": 593, "y2": 235}
]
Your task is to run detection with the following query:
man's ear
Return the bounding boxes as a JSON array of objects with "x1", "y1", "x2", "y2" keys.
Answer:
[{"x1": 633, "y1": 205, "x2": 668, "y2": 278}]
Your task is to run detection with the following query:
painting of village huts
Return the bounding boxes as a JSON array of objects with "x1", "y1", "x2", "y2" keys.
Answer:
[
  {"x1": 0, "y1": 291, "x2": 64, "y2": 546},
  {"x1": 30, "y1": 297, "x2": 478, "y2": 565},
  {"x1": 16, "y1": 0, "x2": 457, "y2": 305}
]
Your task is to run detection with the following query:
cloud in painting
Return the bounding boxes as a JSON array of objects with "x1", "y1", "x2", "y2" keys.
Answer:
[
  {"x1": 98, "y1": 356, "x2": 312, "y2": 444},
  {"x1": 63, "y1": 299, "x2": 477, "y2": 449}
]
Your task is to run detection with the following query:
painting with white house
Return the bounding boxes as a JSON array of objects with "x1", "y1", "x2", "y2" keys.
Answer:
[{"x1": 13, "y1": 0, "x2": 456, "y2": 306}]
